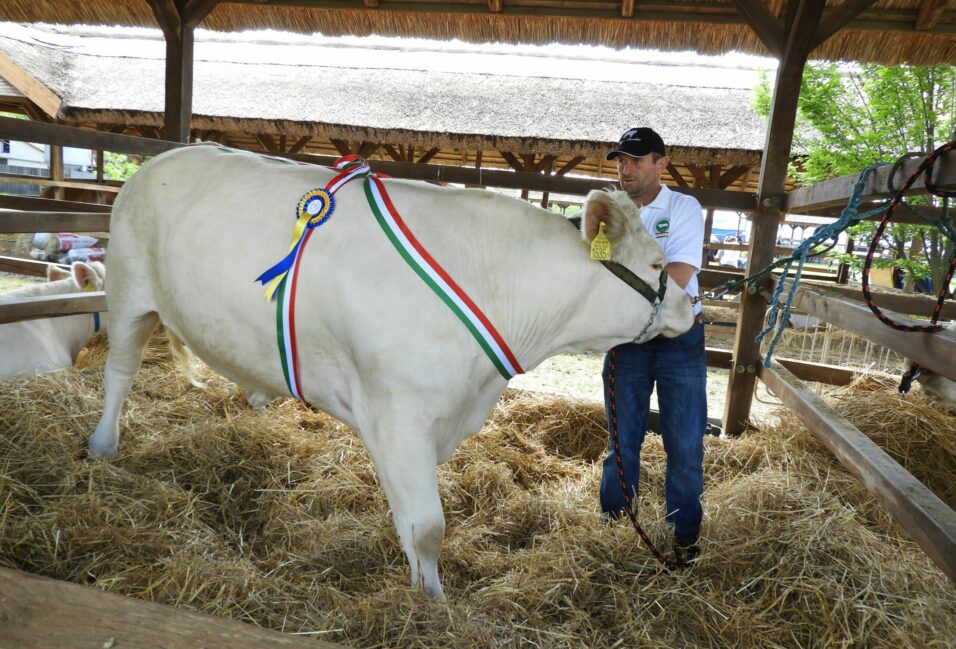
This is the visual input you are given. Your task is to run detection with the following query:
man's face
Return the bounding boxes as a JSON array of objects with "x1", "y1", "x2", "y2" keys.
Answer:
[{"x1": 616, "y1": 153, "x2": 666, "y2": 199}]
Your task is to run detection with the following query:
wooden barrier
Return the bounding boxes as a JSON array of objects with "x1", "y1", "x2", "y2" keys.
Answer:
[
  {"x1": 0, "y1": 211, "x2": 112, "y2": 233},
  {"x1": 0, "y1": 567, "x2": 344, "y2": 649},
  {"x1": 0, "y1": 291, "x2": 106, "y2": 325},
  {"x1": 789, "y1": 283, "x2": 956, "y2": 381},
  {"x1": 759, "y1": 361, "x2": 956, "y2": 585},
  {"x1": 0, "y1": 255, "x2": 68, "y2": 277}
]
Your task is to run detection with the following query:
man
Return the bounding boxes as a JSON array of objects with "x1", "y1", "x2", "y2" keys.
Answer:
[{"x1": 599, "y1": 127, "x2": 707, "y2": 564}]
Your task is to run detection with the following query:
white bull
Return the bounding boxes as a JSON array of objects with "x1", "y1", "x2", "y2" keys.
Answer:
[
  {"x1": 89, "y1": 145, "x2": 694, "y2": 599},
  {"x1": 1, "y1": 261, "x2": 106, "y2": 380}
]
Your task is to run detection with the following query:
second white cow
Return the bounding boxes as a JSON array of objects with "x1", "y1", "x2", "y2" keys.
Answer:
[
  {"x1": 0, "y1": 261, "x2": 106, "y2": 380},
  {"x1": 89, "y1": 145, "x2": 694, "y2": 599}
]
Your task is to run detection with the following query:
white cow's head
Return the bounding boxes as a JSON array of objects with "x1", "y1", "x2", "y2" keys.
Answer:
[
  {"x1": 580, "y1": 189, "x2": 694, "y2": 340},
  {"x1": 47, "y1": 261, "x2": 108, "y2": 334}
]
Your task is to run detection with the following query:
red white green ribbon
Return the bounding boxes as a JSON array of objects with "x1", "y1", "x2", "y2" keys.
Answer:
[
  {"x1": 259, "y1": 156, "x2": 522, "y2": 400},
  {"x1": 364, "y1": 174, "x2": 523, "y2": 380}
]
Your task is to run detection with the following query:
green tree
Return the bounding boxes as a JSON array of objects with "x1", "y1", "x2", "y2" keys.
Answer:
[
  {"x1": 753, "y1": 63, "x2": 956, "y2": 295},
  {"x1": 103, "y1": 151, "x2": 142, "y2": 181}
]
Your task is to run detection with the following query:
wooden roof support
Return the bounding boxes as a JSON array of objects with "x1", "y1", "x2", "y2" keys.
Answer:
[
  {"x1": 621, "y1": 0, "x2": 635, "y2": 18},
  {"x1": 915, "y1": 0, "x2": 945, "y2": 30},
  {"x1": 760, "y1": 361, "x2": 956, "y2": 585},
  {"x1": 813, "y1": 0, "x2": 880, "y2": 47},
  {"x1": 723, "y1": 0, "x2": 828, "y2": 435},
  {"x1": 286, "y1": 135, "x2": 312, "y2": 154},
  {"x1": 147, "y1": 0, "x2": 197, "y2": 143},
  {"x1": 488, "y1": 0, "x2": 503, "y2": 13},
  {"x1": 728, "y1": 0, "x2": 784, "y2": 55},
  {"x1": 666, "y1": 162, "x2": 689, "y2": 187},
  {"x1": 0, "y1": 51, "x2": 62, "y2": 118},
  {"x1": 719, "y1": 164, "x2": 752, "y2": 189},
  {"x1": 556, "y1": 156, "x2": 585, "y2": 176},
  {"x1": 255, "y1": 133, "x2": 279, "y2": 153}
]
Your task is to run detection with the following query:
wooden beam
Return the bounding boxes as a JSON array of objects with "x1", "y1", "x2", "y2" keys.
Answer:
[
  {"x1": 706, "y1": 346, "x2": 859, "y2": 385},
  {"x1": 666, "y1": 162, "x2": 690, "y2": 188},
  {"x1": 146, "y1": 0, "x2": 181, "y2": 40},
  {"x1": 719, "y1": 165, "x2": 753, "y2": 189},
  {"x1": 416, "y1": 147, "x2": 441, "y2": 165},
  {"x1": 724, "y1": 0, "x2": 828, "y2": 435},
  {"x1": 759, "y1": 361, "x2": 956, "y2": 585},
  {"x1": 287, "y1": 135, "x2": 312, "y2": 154},
  {"x1": 0, "y1": 117, "x2": 180, "y2": 156},
  {"x1": 915, "y1": 0, "x2": 945, "y2": 30},
  {"x1": 49, "y1": 144, "x2": 64, "y2": 200},
  {"x1": 789, "y1": 282, "x2": 956, "y2": 380},
  {"x1": 621, "y1": 0, "x2": 635, "y2": 17},
  {"x1": 785, "y1": 149, "x2": 956, "y2": 214},
  {"x1": 499, "y1": 151, "x2": 526, "y2": 172},
  {"x1": 556, "y1": 156, "x2": 585, "y2": 176},
  {"x1": 686, "y1": 163, "x2": 709, "y2": 188},
  {"x1": 728, "y1": 0, "x2": 784, "y2": 54},
  {"x1": 785, "y1": 278, "x2": 956, "y2": 320},
  {"x1": 364, "y1": 0, "x2": 381, "y2": 6},
  {"x1": 0, "y1": 567, "x2": 344, "y2": 649},
  {"x1": 0, "y1": 51, "x2": 62, "y2": 118},
  {"x1": 0, "y1": 255, "x2": 68, "y2": 278},
  {"x1": 182, "y1": 0, "x2": 221, "y2": 27},
  {"x1": 0, "y1": 175, "x2": 121, "y2": 193},
  {"x1": 814, "y1": 0, "x2": 880, "y2": 46},
  {"x1": 0, "y1": 211, "x2": 112, "y2": 234},
  {"x1": 329, "y1": 138, "x2": 352, "y2": 157},
  {"x1": 255, "y1": 133, "x2": 279, "y2": 153},
  {"x1": 0, "y1": 292, "x2": 107, "y2": 324},
  {"x1": 488, "y1": 0, "x2": 503, "y2": 11},
  {"x1": 283, "y1": 153, "x2": 757, "y2": 210},
  {"x1": 0, "y1": 195, "x2": 111, "y2": 214}
]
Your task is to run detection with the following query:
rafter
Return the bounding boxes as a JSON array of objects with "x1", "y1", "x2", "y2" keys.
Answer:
[
  {"x1": 915, "y1": 0, "x2": 945, "y2": 31},
  {"x1": 728, "y1": 0, "x2": 783, "y2": 55},
  {"x1": 183, "y1": 0, "x2": 220, "y2": 27},
  {"x1": 813, "y1": 0, "x2": 879, "y2": 47}
]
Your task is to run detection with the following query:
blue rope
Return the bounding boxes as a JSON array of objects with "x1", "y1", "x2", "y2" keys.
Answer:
[{"x1": 758, "y1": 163, "x2": 888, "y2": 366}]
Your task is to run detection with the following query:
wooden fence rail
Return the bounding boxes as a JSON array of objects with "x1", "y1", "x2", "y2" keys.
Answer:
[{"x1": 759, "y1": 361, "x2": 956, "y2": 585}]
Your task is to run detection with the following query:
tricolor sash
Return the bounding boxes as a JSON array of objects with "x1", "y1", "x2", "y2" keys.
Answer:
[{"x1": 257, "y1": 156, "x2": 523, "y2": 401}]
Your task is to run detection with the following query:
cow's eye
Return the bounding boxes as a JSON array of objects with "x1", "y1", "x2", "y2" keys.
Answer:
[{"x1": 653, "y1": 262, "x2": 665, "y2": 271}]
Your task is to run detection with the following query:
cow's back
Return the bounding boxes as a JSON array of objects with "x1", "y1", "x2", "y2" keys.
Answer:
[{"x1": 107, "y1": 146, "x2": 558, "y2": 428}]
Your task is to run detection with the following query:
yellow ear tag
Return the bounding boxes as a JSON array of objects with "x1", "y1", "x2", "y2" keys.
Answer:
[{"x1": 590, "y1": 222, "x2": 612, "y2": 261}]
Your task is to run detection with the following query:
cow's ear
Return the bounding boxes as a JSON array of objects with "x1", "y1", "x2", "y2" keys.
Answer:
[
  {"x1": 71, "y1": 262, "x2": 95, "y2": 291},
  {"x1": 46, "y1": 264, "x2": 70, "y2": 282},
  {"x1": 582, "y1": 190, "x2": 627, "y2": 243}
]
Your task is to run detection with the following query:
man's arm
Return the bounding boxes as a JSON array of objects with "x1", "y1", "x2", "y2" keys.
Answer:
[{"x1": 666, "y1": 261, "x2": 696, "y2": 289}]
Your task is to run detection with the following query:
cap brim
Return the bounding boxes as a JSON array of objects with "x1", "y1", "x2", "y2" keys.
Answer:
[{"x1": 605, "y1": 149, "x2": 625, "y2": 161}]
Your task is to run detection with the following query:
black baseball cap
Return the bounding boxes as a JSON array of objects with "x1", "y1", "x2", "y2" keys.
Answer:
[{"x1": 605, "y1": 127, "x2": 666, "y2": 160}]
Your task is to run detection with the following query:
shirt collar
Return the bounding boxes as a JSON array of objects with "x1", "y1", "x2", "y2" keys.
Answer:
[{"x1": 643, "y1": 184, "x2": 672, "y2": 211}]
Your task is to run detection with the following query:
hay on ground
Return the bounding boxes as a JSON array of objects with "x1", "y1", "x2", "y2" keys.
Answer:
[{"x1": 0, "y1": 330, "x2": 954, "y2": 648}]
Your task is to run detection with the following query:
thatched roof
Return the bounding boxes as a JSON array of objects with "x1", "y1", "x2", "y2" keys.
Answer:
[
  {"x1": 0, "y1": 23, "x2": 769, "y2": 166},
  {"x1": 0, "y1": 0, "x2": 952, "y2": 67}
]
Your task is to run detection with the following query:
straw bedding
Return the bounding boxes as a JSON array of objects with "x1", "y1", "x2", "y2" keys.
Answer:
[{"x1": 0, "y1": 330, "x2": 954, "y2": 648}]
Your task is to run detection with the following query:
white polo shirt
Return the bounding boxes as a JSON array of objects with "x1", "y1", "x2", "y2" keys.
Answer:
[{"x1": 639, "y1": 184, "x2": 704, "y2": 316}]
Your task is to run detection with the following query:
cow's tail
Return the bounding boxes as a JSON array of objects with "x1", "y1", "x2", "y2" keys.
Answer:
[{"x1": 168, "y1": 330, "x2": 207, "y2": 389}]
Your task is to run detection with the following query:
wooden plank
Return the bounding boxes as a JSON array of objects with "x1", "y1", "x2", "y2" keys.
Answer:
[
  {"x1": 0, "y1": 195, "x2": 112, "y2": 213},
  {"x1": 0, "y1": 567, "x2": 343, "y2": 649},
  {"x1": 706, "y1": 346, "x2": 859, "y2": 385},
  {"x1": 785, "y1": 149, "x2": 956, "y2": 214},
  {"x1": 0, "y1": 292, "x2": 106, "y2": 324},
  {"x1": 723, "y1": 0, "x2": 829, "y2": 435},
  {"x1": 285, "y1": 153, "x2": 758, "y2": 210},
  {"x1": 790, "y1": 283, "x2": 956, "y2": 381},
  {"x1": 0, "y1": 175, "x2": 121, "y2": 193},
  {"x1": 0, "y1": 116, "x2": 180, "y2": 156},
  {"x1": 0, "y1": 211, "x2": 111, "y2": 233},
  {"x1": 787, "y1": 278, "x2": 956, "y2": 320},
  {"x1": 759, "y1": 362, "x2": 956, "y2": 585},
  {"x1": 0, "y1": 255, "x2": 68, "y2": 277},
  {"x1": 0, "y1": 51, "x2": 62, "y2": 117}
]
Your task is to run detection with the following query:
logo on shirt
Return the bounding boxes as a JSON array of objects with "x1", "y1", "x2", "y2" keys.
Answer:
[{"x1": 654, "y1": 218, "x2": 670, "y2": 238}]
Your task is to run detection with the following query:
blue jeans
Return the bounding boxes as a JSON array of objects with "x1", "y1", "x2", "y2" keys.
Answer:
[{"x1": 599, "y1": 322, "x2": 707, "y2": 544}]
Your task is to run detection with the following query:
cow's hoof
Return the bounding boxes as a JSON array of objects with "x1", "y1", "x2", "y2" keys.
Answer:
[
  {"x1": 87, "y1": 437, "x2": 118, "y2": 458},
  {"x1": 245, "y1": 391, "x2": 274, "y2": 408}
]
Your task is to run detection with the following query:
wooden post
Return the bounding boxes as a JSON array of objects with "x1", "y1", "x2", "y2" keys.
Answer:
[
  {"x1": 49, "y1": 144, "x2": 63, "y2": 200},
  {"x1": 703, "y1": 209, "x2": 715, "y2": 266},
  {"x1": 723, "y1": 0, "x2": 828, "y2": 435},
  {"x1": 148, "y1": 1, "x2": 219, "y2": 143}
]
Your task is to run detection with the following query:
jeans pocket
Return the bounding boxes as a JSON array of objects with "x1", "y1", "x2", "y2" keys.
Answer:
[{"x1": 676, "y1": 322, "x2": 705, "y2": 350}]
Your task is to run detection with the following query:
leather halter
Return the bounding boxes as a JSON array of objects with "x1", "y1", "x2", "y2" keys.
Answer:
[{"x1": 567, "y1": 215, "x2": 668, "y2": 306}]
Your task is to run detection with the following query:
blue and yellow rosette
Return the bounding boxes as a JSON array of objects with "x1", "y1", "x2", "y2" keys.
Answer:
[{"x1": 256, "y1": 188, "x2": 336, "y2": 301}]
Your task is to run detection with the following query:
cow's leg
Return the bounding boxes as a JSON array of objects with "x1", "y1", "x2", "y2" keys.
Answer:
[
  {"x1": 365, "y1": 423, "x2": 446, "y2": 600},
  {"x1": 88, "y1": 311, "x2": 159, "y2": 457}
]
